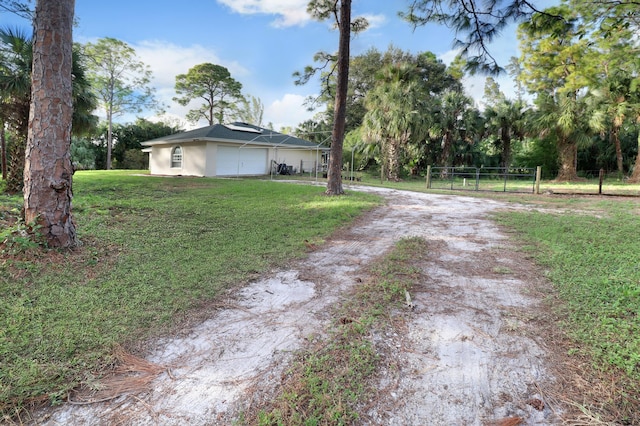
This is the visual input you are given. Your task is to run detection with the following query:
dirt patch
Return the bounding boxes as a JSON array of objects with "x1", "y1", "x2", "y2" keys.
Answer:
[{"x1": 29, "y1": 187, "x2": 589, "y2": 425}]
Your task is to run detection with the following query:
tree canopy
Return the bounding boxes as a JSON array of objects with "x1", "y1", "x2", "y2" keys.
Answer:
[
  {"x1": 83, "y1": 37, "x2": 160, "y2": 170},
  {"x1": 173, "y1": 63, "x2": 244, "y2": 126}
]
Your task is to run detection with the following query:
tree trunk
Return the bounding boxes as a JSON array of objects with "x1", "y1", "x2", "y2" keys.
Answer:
[
  {"x1": 106, "y1": 107, "x2": 113, "y2": 170},
  {"x1": 23, "y1": 0, "x2": 78, "y2": 248},
  {"x1": 500, "y1": 120, "x2": 511, "y2": 169},
  {"x1": 555, "y1": 135, "x2": 579, "y2": 181},
  {"x1": 386, "y1": 139, "x2": 400, "y2": 181},
  {"x1": 611, "y1": 124, "x2": 624, "y2": 179},
  {"x1": 628, "y1": 132, "x2": 640, "y2": 183},
  {"x1": 1, "y1": 120, "x2": 6, "y2": 180},
  {"x1": 325, "y1": 0, "x2": 351, "y2": 196}
]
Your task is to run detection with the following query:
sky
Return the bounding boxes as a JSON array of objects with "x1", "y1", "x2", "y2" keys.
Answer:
[{"x1": 2, "y1": 0, "x2": 556, "y2": 131}]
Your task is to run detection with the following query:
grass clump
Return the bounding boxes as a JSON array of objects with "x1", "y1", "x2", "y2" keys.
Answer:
[
  {"x1": 495, "y1": 201, "x2": 640, "y2": 421},
  {"x1": 254, "y1": 237, "x2": 426, "y2": 425},
  {"x1": 0, "y1": 171, "x2": 380, "y2": 417}
]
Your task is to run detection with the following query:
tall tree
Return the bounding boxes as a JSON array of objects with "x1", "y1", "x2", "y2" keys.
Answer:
[
  {"x1": 83, "y1": 37, "x2": 159, "y2": 170},
  {"x1": 237, "y1": 94, "x2": 264, "y2": 126},
  {"x1": 0, "y1": 27, "x2": 96, "y2": 192},
  {"x1": 0, "y1": 27, "x2": 31, "y2": 192},
  {"x1": 307, "y1": 0, "x2": 361, "y2": 195},
  {"x1": 173, "y1": 63, "x2": 244, "y2": 126},
  {"x1": 483, "y1": 77, "x2": 526, "y2": 168},
  {"x1": 23, "y1": 0, "x2": 77, "y2": 247},
  {"x1": 518, "y1": 5, "x2": 594, "y2": 181},
  {"x1": 362, "y1": 62, "x2": 430, "y2": 181}
]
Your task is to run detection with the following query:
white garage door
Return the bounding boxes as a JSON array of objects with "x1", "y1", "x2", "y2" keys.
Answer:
[{"x1": 216, "y1": 146, "x2": 268, "y2": 176}]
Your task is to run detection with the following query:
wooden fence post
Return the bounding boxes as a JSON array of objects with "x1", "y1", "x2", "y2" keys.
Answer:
[
  {"x1": 535, "y1": 166, "x2": 542, "y2": 194},
  {"x1": 599, "y1": 168, "x2": 604, "y2": 195},
  {"x1": 426, "y1": 165, "x2": 431, "y2": 188}
]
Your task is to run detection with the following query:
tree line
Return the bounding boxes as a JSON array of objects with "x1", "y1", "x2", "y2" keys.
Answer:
[
  {"x1": 293, "y1": 1, "x2": 640, "y2": 184},
  {"x1": 1, "y1": 30, "x2": 264, "y2": 193},
  {"x1": 2, "y1": 0, "x2": 640, "y2": 247}
]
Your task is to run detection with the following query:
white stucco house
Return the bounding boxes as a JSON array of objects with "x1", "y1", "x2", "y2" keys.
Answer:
[{"x1": 141, "y1": 122, "x2": 329, "y2": 177}]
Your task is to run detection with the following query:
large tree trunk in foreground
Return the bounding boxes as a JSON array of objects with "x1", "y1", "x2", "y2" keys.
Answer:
[
  {"x1": 23, "y1": 0, "x2": 78, "y2": 247},
  {"x1": 325, "y1": 0, "x2": 351, "y2": 196}
]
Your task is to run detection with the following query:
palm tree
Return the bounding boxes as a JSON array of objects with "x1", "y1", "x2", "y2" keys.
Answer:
[
  {"x1": 0, "y1": 27, "x2": 97, "y2": 192},
  {"x1": 433, "y1": 90, "x2": 474, "y2": 174},
  {"x1": 534, "y1": 93, "x2": 591, "y2": 181},
  {"x1": 484, "y1": 99, "x2": 527, "y2": 169},
  {"x1": 361, "y1": 62, "x2": 430, "y2": 181},
  {"x1": 0, "y1": 27, "x2": 32, "y2": 192}
]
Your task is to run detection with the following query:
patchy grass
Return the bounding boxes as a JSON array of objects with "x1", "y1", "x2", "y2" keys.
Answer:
[
  {"x1": 0, "y1": 171, "x2": 380, "y2": 418},
  {"x1": 494, "y1": 198, "x2": 640, "y2": 423},
  {"x1": 252, "y1": 237, "x2": 426, "y2": 425}
]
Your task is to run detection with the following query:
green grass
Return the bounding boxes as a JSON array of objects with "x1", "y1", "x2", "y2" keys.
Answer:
[
  {"x1": 254, "y1": 237, "x2": 426, "y2": 425},
  {"x1": 276, "y1": 172, "x2": 640, "y2": 196},
  {"x1": 494, "y1": 200, "x2": 640, "y2": 418},
  {"x1": 0, "y1": 171, "x2": 381, "y2": 416}
]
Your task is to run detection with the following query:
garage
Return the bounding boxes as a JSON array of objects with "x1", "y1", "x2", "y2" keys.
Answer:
[
  {"x1": 141, "y1": 122, "x2": 328, "y2": 177},
  {"x1": 216, "y1": 145, "x2": 268, "y2": 176}
]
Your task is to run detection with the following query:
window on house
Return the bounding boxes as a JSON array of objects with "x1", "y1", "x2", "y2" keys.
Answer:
[{"x1": 171, "y1": 146, "x2": 182, "y2": 168}]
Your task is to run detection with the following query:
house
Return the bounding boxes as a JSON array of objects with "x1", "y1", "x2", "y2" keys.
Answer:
[{"x1": 141, "y1": 122, "x2": 329, "y2": 177}]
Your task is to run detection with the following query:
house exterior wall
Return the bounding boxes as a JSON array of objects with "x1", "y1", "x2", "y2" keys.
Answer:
[
  {"x1": 148, "y1": 142, "x2": 207, "y2": 176},
  {"x1": 146, "y1": 141, "x2": 326, "y2": 177}
]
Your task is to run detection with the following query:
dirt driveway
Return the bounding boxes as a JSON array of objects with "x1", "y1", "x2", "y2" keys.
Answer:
[{"x1": 34, "y1": 186, "x2": 561, "y2": 425}]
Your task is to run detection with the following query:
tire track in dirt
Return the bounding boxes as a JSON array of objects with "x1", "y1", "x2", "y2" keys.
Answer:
[{"x1": 32, "y1": 186, "x2": 558, "y2": 425}]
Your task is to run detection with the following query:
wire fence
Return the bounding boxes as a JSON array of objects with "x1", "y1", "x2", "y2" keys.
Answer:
[{"x1": 427, "y1": 167, "x2": 537, "y2": 193}]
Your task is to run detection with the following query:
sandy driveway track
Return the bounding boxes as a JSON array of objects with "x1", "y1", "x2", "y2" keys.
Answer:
[{"x1": 33, "y1": 186, "x2": 559, "y2": 425}]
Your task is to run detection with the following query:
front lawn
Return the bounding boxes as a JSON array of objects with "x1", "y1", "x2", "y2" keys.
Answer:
[{"x1": 0, "y1": 171, "x2": 380, "y2": 416}]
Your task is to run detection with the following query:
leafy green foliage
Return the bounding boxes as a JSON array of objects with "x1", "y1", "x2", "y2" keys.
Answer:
[
  {"x1": 173, "y1": 63, "x2": 244, "y2": 125},
  {"x1": 0, "y1": 171, "x2": 380, "y2": 415}
]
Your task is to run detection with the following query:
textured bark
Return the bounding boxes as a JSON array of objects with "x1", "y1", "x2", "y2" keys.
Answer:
[
  {"x1": 1, "y1": 120, "x2": 6, "y2": 180},
  {"x1": 628, "y1": 133, "x2": 640, "y2": 183},
  {"x1": 555, "y1": 136, "x2": 579, "y2": 181},
  {"x1": 325, "y1": 0, "x2": 351, "y2": 196},
  {"x1": 23, "y1": 0, "x2": 78, "y2": 247},
  {"x1": 611, "y1": 125, "x2": 624, "y2": 178}
]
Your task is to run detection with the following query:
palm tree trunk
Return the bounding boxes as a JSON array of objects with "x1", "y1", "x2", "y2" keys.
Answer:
[
  {"x1": 612, "y1": 124, "x2": 624, "y2": 179},
  {"x1": 23, "y1": 0, "x2": 78, "y2": 247},
  {"x1": 1, "y1": 119, "x2": 6, "y2": 180},
  {"x1": 556, "y1": 135, "x2": 579, "y2": 181},
  {"x1": 628, "y1": 132, "x2": 640, "y2": 183}
]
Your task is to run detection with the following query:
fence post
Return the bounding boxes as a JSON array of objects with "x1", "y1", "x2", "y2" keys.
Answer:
[
  {"x1": 426, "y1": 165, "x2": 431, "y2": 188},
  {"x1": 505, "y1": 167, "x2": 512, "y2": 192},
  {"x1": 535, "y1": 166, "x2": 542, "y2": 194},
  {"x1": 599, "y1": 168, "x2": 604, "y2": 195},
  {"x1": 450, "y1": 167, "x2": 454, "y2": 190}
]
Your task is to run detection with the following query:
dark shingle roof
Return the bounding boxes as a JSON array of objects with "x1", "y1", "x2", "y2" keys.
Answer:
[{"x1": 141, "y1": 122, "x2": 327, "y2": 149}]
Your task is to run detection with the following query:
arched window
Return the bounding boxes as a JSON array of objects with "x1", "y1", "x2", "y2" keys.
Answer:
[{"x1": 171, "y1": 146, "x2": 182, "y2": 168}]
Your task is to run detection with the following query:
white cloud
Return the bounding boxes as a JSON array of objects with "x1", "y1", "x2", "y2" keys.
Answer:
[
  {"x1": 216, "y1": 0, "x2": 311, "y2": 27},
  {"x1": 264, "y1": 93, "x2": 320, "y2": 130},
  {"x1": 360, "y1": 13, "x2": 386, "y2": 30}
]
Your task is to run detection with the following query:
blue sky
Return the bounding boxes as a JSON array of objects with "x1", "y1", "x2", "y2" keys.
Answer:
[{"x1": 3, "y1": 0, "x2": 556, "y2": 130}]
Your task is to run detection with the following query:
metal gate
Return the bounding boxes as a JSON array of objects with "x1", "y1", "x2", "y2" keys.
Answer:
[{"x1": 427, "y1": 167, "x2": 537, "y2": 193}]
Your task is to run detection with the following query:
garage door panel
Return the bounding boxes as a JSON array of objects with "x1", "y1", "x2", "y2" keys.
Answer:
[{"x1": 217, "y1": 146, "x2": 267, "y2": 176}]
